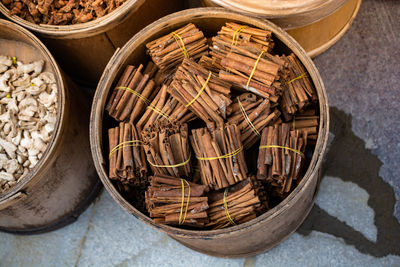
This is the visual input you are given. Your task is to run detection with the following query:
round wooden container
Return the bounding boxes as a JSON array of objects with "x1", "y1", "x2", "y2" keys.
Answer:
[
  {"x1": 203, "y1": 0, "x2": 362, "y2": 58},
  {"x1": 0, "y1": 0, "x2": 184, "y2": 86},
  {"x1": 0, "y1": 19, "x2": 101, "y2": 234},
  {"x1": 90, "y1": 8, "x2": 329, "y2": 257}
]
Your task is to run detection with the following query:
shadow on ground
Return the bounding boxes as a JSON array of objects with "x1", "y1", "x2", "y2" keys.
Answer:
[{"x1": 297, "y1": 107, "x2": 400, "y2": 257}]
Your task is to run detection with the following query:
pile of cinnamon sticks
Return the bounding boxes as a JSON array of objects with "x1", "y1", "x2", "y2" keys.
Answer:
[
  {"x1": 145, "y1": 175, "x2": 209, "y2": 226},
  {"x1": 227, "y1": 93, "x2": 281, "y2": 149},
  {"x1": 141, "y1": 120, "x2": 191, "y2": 178},
  {"x1": 108, "y1": 123, "x2": 147, "y2": 186},
  {"x1": 191, "y1": 124, "x2": 247, "y2": 190},
  {"x1": 103, "y1": 21, "x2": 320, "y2": 230},
  {"x1": 257, "y1": 123, "x2": 308, "y2": 197}
]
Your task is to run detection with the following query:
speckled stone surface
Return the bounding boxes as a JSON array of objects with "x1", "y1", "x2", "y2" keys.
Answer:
[{"x1": 0, "y1": 0, "x2": 400, "y2": 266}]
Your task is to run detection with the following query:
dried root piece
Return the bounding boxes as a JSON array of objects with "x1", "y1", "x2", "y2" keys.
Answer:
[
  {"x1": 145, "y1": 174, "x2": 209, "y2": 227},
  {"x1": 0, "y1": 56, "x2": 57, "y2": 193},
  {"x1": 207, "y1": 176, "x2": 267, "y2": 229}
]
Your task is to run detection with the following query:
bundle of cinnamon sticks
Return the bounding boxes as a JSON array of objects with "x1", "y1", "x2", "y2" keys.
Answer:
[
  {"x1": 227, "y1": 93, "x2": 281, "y2": 149},
  {"x1": 289, "y1": 108, "x2": 319, "y2": 144},
  {"x1": 191, "y1": 124, "x2": 247, "y2": 190},
  {"x1": 145, "y1": 175, "x2": 209, "y2": 226},
  {"x1": 280, "y1": 53, "x2": 317, "y2": 120},
  {"x1": 207, "y1": 176, "x2": 267, "y2": 229},
  {"x1": 210, "y1": 23, "x2": 287, "y2": 99},
  {"x1": 169, "y1": 58, "x2": 232, "y2": 126},
  {"x1": 106, "y1": 63, "x2": 158, "y2": 123},
  {"x1": 257, "y1": 123, "x2": 307, "y2": 197},
  {"x1": 146, "y1": 23, "x2": 208, "y2": 82},
  {"x1": 108, "y1": 123, "x2": 147, "y2": 186},
  {"x1": 137, "y1": 84, "x2": 195, "y2": 130},
  {"x1": 142, "y1": 120, "x2": 191, "y2": 178}
]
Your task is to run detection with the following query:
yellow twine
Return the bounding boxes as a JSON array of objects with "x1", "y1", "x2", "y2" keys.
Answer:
[
  {"x1": 232, "y1": 25, "x2": 247, "y2": 46},
  {"x1": 31, "y1": 83, "x2": 36, "y2": 87},
  {"x1": 185, "y1": 72, "x2": 212, "y2": 108},
  {"x1": 246, "y1": 50, "x2": 266, "y2": 89},
  {"x1": 259, "y1": 145, "x2": 304, "y2": 158},
  {"x1": 237, "y1": 97, "x2": 260, "y2": 136},
  {"x1": 109, "y1": 140, "x2": 142, "y2": 158},
  {"x1": 147, "y1": 152, "x2": 191, "y2": 168},
  {"x1": 287, "y1": 73, "x2": 308, "y2": 84},
  {"x1": 196, "y1": 146, "x2": 243, "y2": 161},
  {"x1": 12, "y1": 57, "x2": 16, "y2": 65},
  {"x1": 171, "y1": 32, "x2": 189, "y2": 58},
  {"x1": 224, "y1": 188, "x2": 236, "y2": 225},
  {"x1": 6, "y1": 94, "x2": 11, "y2": 98},
  {"x1": 115, "y1": 86, "x2": 151, "y2": 105},
  {"x1": 179, "y1": 179, "x2": 191, "y2": 225},
  {"x1": 146, "y1": 105, "x2": 171, "y2": 121}
]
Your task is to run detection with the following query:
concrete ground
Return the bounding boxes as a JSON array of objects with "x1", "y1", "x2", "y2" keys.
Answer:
[{"x1": 1, "y1": 0, "x2": 399, "y2": 266}]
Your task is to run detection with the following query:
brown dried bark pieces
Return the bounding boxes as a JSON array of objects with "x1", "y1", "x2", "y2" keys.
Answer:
[{"x1": 3, "y1": 0, "x2": 125, "y2": 25}]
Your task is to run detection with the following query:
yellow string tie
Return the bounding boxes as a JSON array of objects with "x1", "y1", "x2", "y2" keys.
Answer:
[
  {"x1": 12, "y1": 57, "x2": 16, "y2": 65},
  {"x1": 224, "y1": 188, "x2": 236, "y2": 225},
  {"x1": 171, "y1": 32, "x2": 189, "y2": 58},
  {"x1": 196, "y1": 146, "x2": 243, "y2": 161},
  {"x1": 147, "y1": 152, "x2": 191, "y2": 168},
  {"x1": 232, "y1": 25, "x2": 247, "y2": 46},
  {"x1": 179, "y1": 179, "x2": 191, "y2": 225},
  {"x1": 6, "y1": 94, "x2": 11, "y2": 98},
  {"x1": 109, "y1": 140, "x2": 142, "y2": 158},
  {"x1": 287, "y1": 73, "x2": 308, "y2": 84},
  {"x1": 115, "y1": 86, "x2": 151, "y2": 105},
  {"x1": 146, "y1": 105, "x2": 171, "y2": 121},
  {"x1": 237, "y1": 97, "x2": 260, "y2": 136},
  {"x1": 259, "y1": 145, "x2": 304, "y2": 158},
  {"x1": 185, "y1": 72, "x2": 212, "y2": 108},
  {"x1": 246, "y1": 50, "x2": 266, "y2": 89}
]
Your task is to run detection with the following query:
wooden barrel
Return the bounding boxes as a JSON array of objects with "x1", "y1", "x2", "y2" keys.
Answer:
[
  {"x1": 0, "y1": 0, "x2": 184, "y2": 86},
  {"x1": 203, "y1": 0, "x2": 362, "y2": 58},
  {"x1": 0, "y1": 19, "x2": 101, "y2": 234},
  {"x1": 90, "y1": 8, "x2": 329, "y2": 257}
]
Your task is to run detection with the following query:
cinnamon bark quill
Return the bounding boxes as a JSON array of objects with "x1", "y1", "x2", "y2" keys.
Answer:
[
  {"x1": 207, "y1": 176, "x2": 267, "y2": 229},
  {"x1": 142, "y1": 120, "x2": 191, "y2": 178},
  {"x1": 190, "y1": 124, "x2": 247, "y2": 190},
  {"x1": 146, "y1": 23, "x2": 208, "y2": 84},
  {"x1": 257, "y1": 123, "x2": 308, "y2": 198},
  {"x1": 289, "y1": 108, "x2": 319, "y2": 144},
  {"x1": 108, "y1": 123, "x2": 147, "y2": 186},
  {"x1": 169, "y1": 58, "x2": 232, "y2": 126},
  {"x1": 145, "y1": 175, "x2": 209, "y2": 226},
  {"x1": 227, "y1": 93, "x2": 281, "y2": 149}
]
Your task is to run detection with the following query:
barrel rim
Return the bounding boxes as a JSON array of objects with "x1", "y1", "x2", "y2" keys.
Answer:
[
  {"x1": 90, "y1": 7, "x2": 329, "y2": 238},
  {"x1": 0, "y1": 19, "x2": 66, "y2": 202},
  {"x1": 0, "y1": 0, "x2": 145, "y2": 38},
  {"x1": 205, "y1": 0, "x2": 348, "y2": 17}
]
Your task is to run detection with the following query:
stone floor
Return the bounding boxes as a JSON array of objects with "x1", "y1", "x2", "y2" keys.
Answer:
[{"x1": 1, "y1": 0, "x2": 400, "y2": 266}]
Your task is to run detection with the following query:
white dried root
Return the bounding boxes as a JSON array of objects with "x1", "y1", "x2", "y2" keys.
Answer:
[{"x1": 0, "y1": 56, "x2": 58, "y2": 193}]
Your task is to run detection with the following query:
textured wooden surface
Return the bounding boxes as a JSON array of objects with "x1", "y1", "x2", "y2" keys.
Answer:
[{"x1": 90, "y1": 8, "x2": 329, "y2": 257}]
